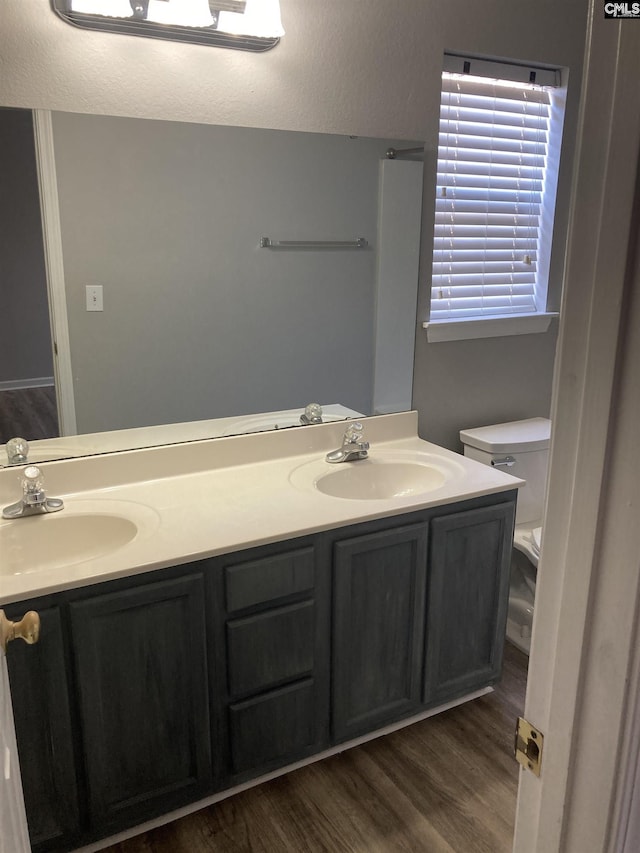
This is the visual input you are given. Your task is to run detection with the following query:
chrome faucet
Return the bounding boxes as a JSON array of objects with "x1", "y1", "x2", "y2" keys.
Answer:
[
  {"x1": 6, "y1": 437, "x2": 29, "y2": 466},
  {"x1": 2, "y1": 466, "x2": 64, "y2": 519},
  {"x1": 300, "y1": 403, "x2": 323, "y2": 425},
  {"x1": 326, "y1": 422, "x2": 370, "y2": 463}
]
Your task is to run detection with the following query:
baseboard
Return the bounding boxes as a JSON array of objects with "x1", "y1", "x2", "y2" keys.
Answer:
[{"x1": 0, "y1": 377, "x2": 55, "y2": 391}]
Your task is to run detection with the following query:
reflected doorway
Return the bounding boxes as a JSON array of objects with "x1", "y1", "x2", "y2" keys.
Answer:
[{"x1": 0, "y1": 107, "x2": 59, "y2": 445}]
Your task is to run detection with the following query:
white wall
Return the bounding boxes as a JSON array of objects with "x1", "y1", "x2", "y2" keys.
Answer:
[{"x1": 0, "y1": 0, "x2": 589, "y2": 446}]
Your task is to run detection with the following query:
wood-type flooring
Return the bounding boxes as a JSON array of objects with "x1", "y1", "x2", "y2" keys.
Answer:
[
  {"x1": 105, "y1": 643, "x2": 528, "y2": 853},
  {"x1": 0, "y1": 386, "x2": 59, "y2": 444}
]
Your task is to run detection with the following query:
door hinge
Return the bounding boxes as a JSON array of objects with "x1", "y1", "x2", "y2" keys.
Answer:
[
  {"x1": 53, "y1": 340, "x2": 58, "y2": 356},
  {"x1": 515, "y1": 716, "x2": 544, "y2": 776}
]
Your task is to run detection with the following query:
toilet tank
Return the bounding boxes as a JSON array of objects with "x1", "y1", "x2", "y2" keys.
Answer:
[{"x1": 459, "y1": 418, "x2": 551, "y2": 525}]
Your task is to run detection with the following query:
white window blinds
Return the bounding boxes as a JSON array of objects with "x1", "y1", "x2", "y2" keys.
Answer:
[{"x1": 431, "y1": 73, "x2": 552, "y2": 321}]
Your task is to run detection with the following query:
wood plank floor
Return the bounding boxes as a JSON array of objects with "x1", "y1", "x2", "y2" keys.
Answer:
[
  {"x1": 0, "y1": 386, "x2": 59, "y2": 444},
  {"x1": 105, "y1": 644, "x2": 528, "y2": 853}
]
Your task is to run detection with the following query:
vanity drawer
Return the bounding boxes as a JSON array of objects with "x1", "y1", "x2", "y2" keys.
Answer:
[
  {"x1": 226, "y1": 600, "x2": 315, "y2": 697},
  {"x1": 224, "y1": 546, "x2": 315, "y2": 612},
  {"x1": 228, "y1": 678, "x2": 316, "y2": 775}
]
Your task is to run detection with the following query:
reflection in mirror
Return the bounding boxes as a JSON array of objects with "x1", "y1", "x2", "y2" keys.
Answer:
[{"x1": 0, "y1": 107, "x2": 424, "y2": 466}]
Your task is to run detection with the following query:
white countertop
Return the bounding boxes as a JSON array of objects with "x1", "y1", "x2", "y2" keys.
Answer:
[{"x1": 0, "y1": 413, "x2": 523, "y2": 605}]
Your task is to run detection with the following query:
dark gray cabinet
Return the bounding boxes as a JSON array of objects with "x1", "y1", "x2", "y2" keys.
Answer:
[
  {"x1": 332, "y1": 522, "x2": 428, "y2": 741},
  {"x1": 216, "y1": 540, "x2": 330, "y2": 779},
  {"x1": 7, "y1": 492, "x2": 515, "y2": 852},
  {"x1": 69, "y1": 572, "x2": 213, "y2": 834},
  {"x1": 423, "y1": 502, "x2": 515, "y2": 705},
  {"x1": 6, "y1": 605, "x2": 80, "y2": 853},
  {"x1": 228, "y1": 678, "x2": 319, "y2": 774}
]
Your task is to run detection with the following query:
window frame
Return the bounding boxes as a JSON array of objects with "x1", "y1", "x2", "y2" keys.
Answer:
[{"x1": 424, "y1": 55, "x2": 564, "y2": 342}]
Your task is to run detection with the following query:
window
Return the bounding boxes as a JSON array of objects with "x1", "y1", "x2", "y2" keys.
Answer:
[{"x1": 426, "y1": 56, "x2": 564, "y2": 342}]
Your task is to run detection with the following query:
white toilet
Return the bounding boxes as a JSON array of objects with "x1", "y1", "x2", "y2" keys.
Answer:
[{"x1": 459, "y1": 417, "x2": 551, "y2": 655}]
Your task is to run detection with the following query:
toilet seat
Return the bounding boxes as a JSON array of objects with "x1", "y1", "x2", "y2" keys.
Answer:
[
  {"x1": 509, "y1": 523, "x2": 541, "y2": 655},
  {"x1": 530, "y1": 526, "x2": 543, "y2": 556},
  {"x1": 513, "y1": 520, "x2": 542, "y2": 567}
]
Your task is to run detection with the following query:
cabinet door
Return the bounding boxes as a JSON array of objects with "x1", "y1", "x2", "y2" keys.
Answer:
[
  {"x1": 70, "y1": 573, "x2": 212, "y2": 834},
  {"x1": 7, "y1": 605, "x2": 81, "y2": 853},
  {"x1": 424, "y1": 502, "x2": 515, "y2": 705},
  {"x1": 332, "y1": 522, "x2": 428, "y2": 741}
]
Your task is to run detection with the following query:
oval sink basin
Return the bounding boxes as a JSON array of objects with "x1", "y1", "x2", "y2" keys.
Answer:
[
  {"x1": 316, "y1": 461, "x2": 445, "y2": 500},
  {"x1": 289, "y1": 452, "x2": 465, "y2": 501},
  {"x1": 0, "y1": 502, "x2": 156, "y2": 576}
]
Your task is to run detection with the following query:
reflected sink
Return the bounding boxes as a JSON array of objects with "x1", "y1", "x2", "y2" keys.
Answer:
[
  {"x1": 0, "y1": 501, "x2": 158, "y2": 576},
  {"x1": 289, "y1": 451, "x2": 465, "y2": 501},
  {"x1": 222, "y1": 411, "x2": 351, "y2": 436}
]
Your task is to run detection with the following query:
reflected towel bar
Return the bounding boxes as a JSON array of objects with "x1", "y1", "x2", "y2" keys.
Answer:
[{"x1": 259, "y1": 237, "x2": 368, "y2": 249}]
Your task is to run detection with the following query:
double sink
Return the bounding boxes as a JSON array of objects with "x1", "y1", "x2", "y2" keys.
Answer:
[
  {"x1": 0, "y1": 452, "x2": 463, "y2": 577},
  {"x1": 0, "y1": 413, "x2": 523, "y2": 598}
]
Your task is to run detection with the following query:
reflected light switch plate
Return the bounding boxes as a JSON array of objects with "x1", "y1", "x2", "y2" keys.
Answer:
[{"x1": 86, "y1": 285, "x2": 104, "y2": 312}]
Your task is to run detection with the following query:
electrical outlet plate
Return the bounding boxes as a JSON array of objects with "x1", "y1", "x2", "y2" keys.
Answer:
[{"x1": 86, "y1": 285, "x2": 103, "y2": 312}]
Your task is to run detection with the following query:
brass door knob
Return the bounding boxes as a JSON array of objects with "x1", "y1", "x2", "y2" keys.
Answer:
[{"x1": 0, "y1": 609, "x2": 40, "y2": 653}]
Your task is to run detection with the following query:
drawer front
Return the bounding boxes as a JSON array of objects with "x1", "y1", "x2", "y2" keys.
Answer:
[
  {"x1": 225, "y1": 547, "x2": 315, "y2": 613},
  {"x1": 227, "y1": 600, "x2": 315, "y2": 697},
  {"x1": 229, "y1": 679, "x2": 316, "y2": 775}
]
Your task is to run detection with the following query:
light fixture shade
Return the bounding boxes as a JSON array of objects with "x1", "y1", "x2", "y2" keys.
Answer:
[
  {"x1": 218, "y1": 0, "x2": 284, "y2": 37},
  {"x1": 70, "y1": 0, "x2": 133, "y2": 16},
  {"x1": 57, "y1": 0, "x2": 283, "y2": 49},
  {"x1": 145, "y1": 0, "x2": 214, "y2": 28}
]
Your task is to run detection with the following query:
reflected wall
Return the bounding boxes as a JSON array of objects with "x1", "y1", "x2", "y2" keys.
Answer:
[{"x1": 52, "y1": 114, "x2": 420, "y2": 433}]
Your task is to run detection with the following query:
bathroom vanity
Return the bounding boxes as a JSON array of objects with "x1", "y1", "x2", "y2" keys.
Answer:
[{"x1": 0, "y1": 413, "x2": 521, "y2": 853}]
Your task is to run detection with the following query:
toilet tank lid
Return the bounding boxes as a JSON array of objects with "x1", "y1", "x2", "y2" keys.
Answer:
[{"x1": 460, "y1": 417, "x2": 551, "y2": 454}]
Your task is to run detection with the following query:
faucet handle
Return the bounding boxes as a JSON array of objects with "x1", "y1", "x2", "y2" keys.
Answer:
[
  {"x1": 22, "y1": 466, "x2": 45, "y2": 498},
  {"x1": 344, "y1": 422, "x2": 365, "y2": 443},
  {"x1": 6, "y1": 437, "x2": 29, "y2": 465},
  {"x1": 301, "y1": 403, "x2": 323, "y2": 425}
]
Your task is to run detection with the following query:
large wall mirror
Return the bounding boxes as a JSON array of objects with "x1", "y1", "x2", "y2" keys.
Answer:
[{"x1": 0, "y1": 107, "x2": 424, "y2": 466}]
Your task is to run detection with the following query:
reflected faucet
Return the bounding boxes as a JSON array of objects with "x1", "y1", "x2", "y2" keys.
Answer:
[
  {"x1": 326, "y1": 422, "x2": 370, "y2": 463},
  {"x1": 6, "y1": 437, "x2": 29, "y2": 466},
  {"x1": 2, "y1": 466, "x2": 64, "y2": 519},
  {"x1": 300, "y1": 403, "x2": 323, "y2": 425}
]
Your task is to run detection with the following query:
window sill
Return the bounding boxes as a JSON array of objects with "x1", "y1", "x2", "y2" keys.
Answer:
[{"x1": 423, "y1": 312, "x2": 558, "y2": 343}]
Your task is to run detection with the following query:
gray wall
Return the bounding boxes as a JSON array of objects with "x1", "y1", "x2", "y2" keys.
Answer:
[
  {"x1": 414, "y1": 326, "x2": 559, "y2": 450},
  {"x1": 52, "y1": 114, "x2": 414, "y2": 432},
  {"x1": 0, "y1": 108, "x2": 53, "y2": 385},
  {"x1": 0, "y1": 1, "x2": 589, "y2": 447}
]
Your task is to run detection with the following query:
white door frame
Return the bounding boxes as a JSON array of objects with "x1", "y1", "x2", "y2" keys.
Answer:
[
  {"x1": 513, "y1": 7, "x2": 640, "y2": 852},
  {"x1": 32, "y1": 109, "x2": 77, "y2": 437},
  {"x1": 0, "y1": 650, "x2": 31, "y2": 853}
]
